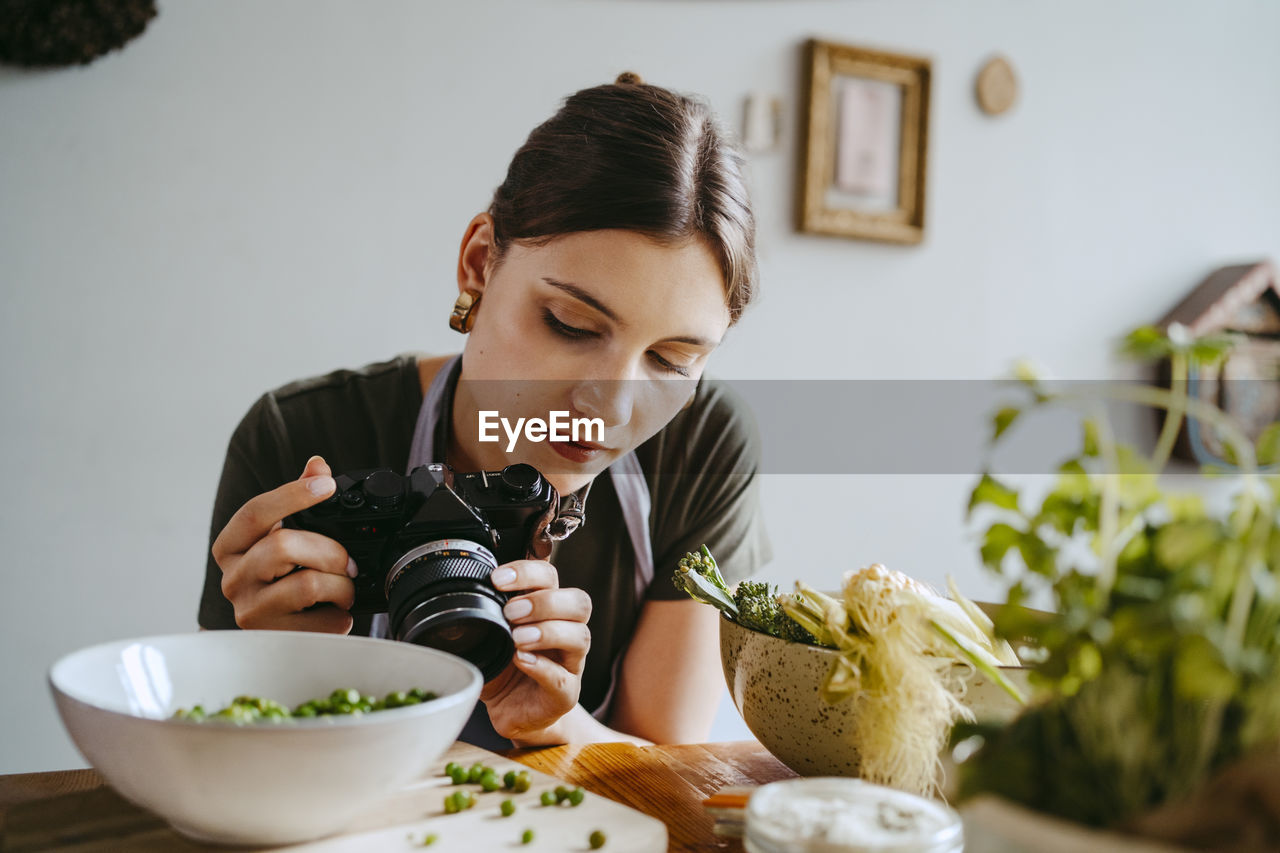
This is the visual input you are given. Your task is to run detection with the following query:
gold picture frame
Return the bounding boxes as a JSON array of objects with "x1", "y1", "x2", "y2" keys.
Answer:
[{"x1": 797, "y1": 38, "x2": 932, "y2": 245}]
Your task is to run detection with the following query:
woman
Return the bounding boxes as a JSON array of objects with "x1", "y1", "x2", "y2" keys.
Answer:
[{"x1": 200, "y1": 72, "x2": 770, "y2": 748}]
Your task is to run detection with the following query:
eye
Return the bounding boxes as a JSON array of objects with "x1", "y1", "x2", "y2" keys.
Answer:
[
  {"x1": 542, "y1": 308, "x2": 599, "y2": 340},
  {"x1": 647, "y1": 350, "x2": 692, "y2": 377}
]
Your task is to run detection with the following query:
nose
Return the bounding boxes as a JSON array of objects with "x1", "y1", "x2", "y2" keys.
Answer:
[{"x1": 569, "y1": 376, "x2": 635, "y2": 431}]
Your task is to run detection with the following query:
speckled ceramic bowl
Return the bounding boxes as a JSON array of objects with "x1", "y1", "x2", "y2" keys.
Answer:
[{"x1": 720, "y1": 609, "x2": 1031, "y2": 779}]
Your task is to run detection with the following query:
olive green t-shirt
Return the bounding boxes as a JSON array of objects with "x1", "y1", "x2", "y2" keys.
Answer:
[{"x1": 199, "y1": 354, "x2": 771, "y2": 717}]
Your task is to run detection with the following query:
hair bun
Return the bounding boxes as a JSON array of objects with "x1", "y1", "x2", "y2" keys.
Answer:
[{"x1": 614, "y1": 71, "x2": 645, "y2": 86}]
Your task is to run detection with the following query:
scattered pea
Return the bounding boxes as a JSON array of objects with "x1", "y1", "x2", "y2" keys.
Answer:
[
  {"x1": 513, "y1": 771, "x2": 531, "y2": 794},
  {"x1": 567, "y1": 787, "x2": 585, "y2": 807},
  {"x1": 480, "y1": 770, "x2": 501, "y2": 792},
  {"x1": 418, "y1": 833, "x2": 438, "y2": 847},
  {"x1": 554, "y1": 785, "x2": 570, "y2": 803},
  {"x1": 503, "y1": 770, "x2": 518, "y2": 789},
  {"x1": 500, "y1": 798, "x2": 516, "y2": 817},
  {"x1": 448, "y1": 766, "x2": 468, "y2": 785},
  {"x1": 467, "y1": 763, "x2": 487, "y2": 784},
  {"x1": 589, "y1": 829, "x2": 606, "y2": 849},
  {"x1": 520, "y1": 828, "x2": 535, "y2": 845},
  {"x1": 540, "y1": 791, "x2": 557, "y2": 807}
]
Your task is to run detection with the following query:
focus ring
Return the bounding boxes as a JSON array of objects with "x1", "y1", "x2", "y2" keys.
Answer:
[{"x1": 389, "y1": 555, "x2": 493, "y2": 592}]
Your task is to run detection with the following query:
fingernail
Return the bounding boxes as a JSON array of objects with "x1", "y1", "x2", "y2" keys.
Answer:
[
  {"x1": 307, "y1": 476, "x2": 335, "y2": 497},
  {"x1": 492, "y1": 568, "x2": 517, "y2": 588},
  {"x1": 503, "y1": 598, "x2": 532, "y2": 620},
  {"x1": 516, "y1": 651, "x2": 536, "y2": 665},
  {"x1": 512, "y1": 626, "x2": 540, "y2": 646},
  {"x1": 345, "y1": 557, "x2": 358, "y2": 579}
]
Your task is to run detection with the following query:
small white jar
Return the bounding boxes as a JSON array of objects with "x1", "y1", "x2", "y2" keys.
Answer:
[{"x1": 745, "y1": 778, "x2": 964, "y2": 853}]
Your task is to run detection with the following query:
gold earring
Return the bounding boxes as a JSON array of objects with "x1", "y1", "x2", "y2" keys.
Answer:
[{"x1": 449, "y1": 292, "x2": 480, "y2": 334}]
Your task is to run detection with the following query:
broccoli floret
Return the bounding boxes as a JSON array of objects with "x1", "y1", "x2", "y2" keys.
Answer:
[
  {"x1": 672, "y1": 545, "x2": 739, "y2": 619},
  {"x1": 734, "y1": 580, "x2": 818, "y2": 644}
]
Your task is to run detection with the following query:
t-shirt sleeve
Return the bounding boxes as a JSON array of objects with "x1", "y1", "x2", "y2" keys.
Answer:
[
  {"x1": 644, "y1": 380, "x2": 772, "y2": 601},
  {"x1": 198, "y1": 394, "x2": 296, "y2": 630}
]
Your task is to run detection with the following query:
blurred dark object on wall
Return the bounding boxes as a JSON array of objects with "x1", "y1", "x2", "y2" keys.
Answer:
[
  {"x1": 1157, "y1": 260, "x2": 1280, "y2": 466},
  {"x1": 0, "y1": 0, "x2": 156, "y2": 68}
]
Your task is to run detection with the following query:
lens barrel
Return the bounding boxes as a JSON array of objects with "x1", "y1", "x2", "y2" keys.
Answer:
[{"x1": 385, "y1": 539, "x2": 514, "y2": 681}]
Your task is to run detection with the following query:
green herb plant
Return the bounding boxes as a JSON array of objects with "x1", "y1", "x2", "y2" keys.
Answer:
[{"x1": 956, "y1": 325, "x2": 1280, "y2": 828}]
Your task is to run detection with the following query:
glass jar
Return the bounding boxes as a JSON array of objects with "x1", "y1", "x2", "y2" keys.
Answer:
[{"x1": 745, "y1": 778, "x2": 964, "y2": 853}]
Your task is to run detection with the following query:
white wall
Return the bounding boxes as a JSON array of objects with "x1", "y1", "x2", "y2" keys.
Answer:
[{"x1": 3, "y1": 0, "x2": 1278, "y2": 772}]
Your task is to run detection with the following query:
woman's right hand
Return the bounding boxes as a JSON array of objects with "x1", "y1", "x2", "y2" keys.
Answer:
[{"x1": 211, "y1": 455, "x2": 356, "y2": 633}]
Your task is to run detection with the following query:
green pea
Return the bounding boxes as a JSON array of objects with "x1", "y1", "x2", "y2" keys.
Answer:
[
  {"x1": 503, "y1": 770, "x2": 517, "y2": 789},
  {"x1": 448, "y1": 766, "x2": 468, "y2": 785},
  {"x1": 419, "y1": 833, "x2": 438, "y2": 847},
  {"x1": 467, "y1": 763, "x2": 486, "y2": 784},
  {"x1": 589, "y1": 829, "x2": 606, "y2": 849},
  {"x1": 386, "y1": 690, "x2": 409, "y2": 708},
  {"x1": 444, "y1": 795, "x2": 459, "y2": 814},
  {"x1": 480, "y1": 771, "x2": 501, "y2": 792},
  {"x1": 568, "y1": 787, "x2": 585, "y2": 806},
  {"x1": 444, "y1": 762, "x2": 460, "y2": 776},
  {"x1": 540, "y1": 791, "x2": 557, "y2": 807},
  {"x1": 520, "y1": 829, "x2": 534, "y2": 845},
  {"x1": 513, "y1": 772, "x2": 531, "y2": 793},
  {"x1": 500, "y1": 799, "x2": 516, "y2": 817},
  {"x1": 554, "y1": 785, "x2": 570, "y2": 803}
]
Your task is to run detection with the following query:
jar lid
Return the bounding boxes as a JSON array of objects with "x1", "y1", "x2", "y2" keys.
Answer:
[{"x1": 745, "y1": 778, "x2": 963, "y2": 853}]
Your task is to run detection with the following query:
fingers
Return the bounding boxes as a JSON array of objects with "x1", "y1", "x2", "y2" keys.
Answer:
[
  {"x1": 510, "y1": 647, "x2": 582, "y2": 705},
  {"x1": 253, "y1": 604, "x2": 354, "y2": 635},
  {"x1": 212, "y1": 457, "x2": 336, "y2": 559},
  {"x1": 245, "y1": 528, "x2": 352, "y2": 583},
  {"x1": 246, "y1": 568, "x2": 356, "y2": 618},
  {"x1": 301, "y1": 455, "x2": 331, "y2": 480},
  {"x1": 491, "y1": 559, "x2": 559, "y2": 593},
  {"x1": 502, "y1": 587, "x2": 591, "y2": 626},
  {"x1": 511, "y1": 619, "x2": 591, "y2": 676}
]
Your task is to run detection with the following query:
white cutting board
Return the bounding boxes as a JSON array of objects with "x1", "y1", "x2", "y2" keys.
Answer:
[{"x1": 260, "y1": 742, "x2": 667, "y2": 853}]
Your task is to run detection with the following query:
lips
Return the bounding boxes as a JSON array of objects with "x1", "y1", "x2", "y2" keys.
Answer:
[{"x1": 548, "y1": 439, "x2": 607, "y2": 464}]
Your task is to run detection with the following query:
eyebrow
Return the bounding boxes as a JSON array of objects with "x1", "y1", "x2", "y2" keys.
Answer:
[
  {"x1": 543, "y1": 278, "x2": 621, "y2": 323},
  {"x1": 542, "y1": 277, "x2": 718, "y2": 348}
]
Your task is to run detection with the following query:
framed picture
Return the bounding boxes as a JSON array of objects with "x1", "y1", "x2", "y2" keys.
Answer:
[{"x1": 797, "y1": 38, "x2": 932, "y2": 245}]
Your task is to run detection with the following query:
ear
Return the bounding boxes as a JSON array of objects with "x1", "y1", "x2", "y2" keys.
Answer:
[{"x1": 456, "y1": 212, "x2": 496, "y2": 299}]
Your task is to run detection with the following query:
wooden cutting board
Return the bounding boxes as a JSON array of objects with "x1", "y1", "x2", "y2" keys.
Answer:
[{"x1": 1, "y1": 742, "x2": 667, "y2": 852}]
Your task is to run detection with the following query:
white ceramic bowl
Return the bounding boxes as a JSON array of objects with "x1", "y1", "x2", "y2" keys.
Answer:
[
  {"x1": 49, "y1": 631, "x2": 482, "y2": 845},
  {"x1": 720, "y1": 612, "x2": 1030, "y2": 780}
]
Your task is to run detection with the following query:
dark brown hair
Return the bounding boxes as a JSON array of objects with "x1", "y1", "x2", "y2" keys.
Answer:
[{"x1": 488, "y1": 72, "x2": 758, "y2": 323}]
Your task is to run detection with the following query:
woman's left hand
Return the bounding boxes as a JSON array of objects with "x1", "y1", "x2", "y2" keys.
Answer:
[{"x1": 481, "y1": 559, "x2": 592, "y2": 744}]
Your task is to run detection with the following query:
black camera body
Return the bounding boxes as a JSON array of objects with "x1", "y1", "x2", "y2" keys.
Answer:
[{"x1": 285, "y1": 462, "x2": 564, "y2": 680}]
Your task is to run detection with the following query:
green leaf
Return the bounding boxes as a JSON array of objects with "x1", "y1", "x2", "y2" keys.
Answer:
[
  {"x1": 1056, "y1": 459, "x2": 1092, "y2": 499},
  {"x1": 1017, "y1": 533, "x2": 1058, "y2": 579},
  {"x1": 1188, "y1": 334, "x2": 1236, "y2": 367},
  {"x1": 1082, "y1": 418, "x2": 1101, "y2": 457},
  {"x1": 993, "y1": 407, "x2": 1021, "y2": 442},
  {"x1": 1257, "y1": 422, "x2": 1280, "y2": 467},
  {"x1": 1119, "y1": 326, "x2": 1172, "y2": 361},
  {"x1": 1174, "y1": 634, "x2": 1237, "y2": 701},
  {"x1": 981, "y1": 523, "x2": 1024, "y2": 573},
  {"x1": 1153, "y1": 519, "x2": 1221, "y2": 569},
  {"x1": 969, "y1": 473, "x2": 1021, "y2": 517}
]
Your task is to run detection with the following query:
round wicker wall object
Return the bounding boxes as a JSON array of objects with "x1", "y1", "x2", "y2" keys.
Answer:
[
  {"x1": 976, "y1": 56, "x2": 1018, "y2": 116},
  {"x1": 0, "y1": 0, "x2": 157, "y2": 68}
]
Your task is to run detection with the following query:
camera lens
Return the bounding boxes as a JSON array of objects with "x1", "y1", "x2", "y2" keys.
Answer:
[{"x1": 384, "y1": 539, "x2": 514, "y2": 681}]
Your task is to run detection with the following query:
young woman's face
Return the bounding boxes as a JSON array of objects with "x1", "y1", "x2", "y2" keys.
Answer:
[{"x1": 453, "y1": 224, "x2": 732, "y2": 495}]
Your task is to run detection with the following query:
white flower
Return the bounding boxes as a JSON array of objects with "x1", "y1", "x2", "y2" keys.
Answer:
[{"x1": 1167, "y1": 322, "x2": 1193, "y2": 348}]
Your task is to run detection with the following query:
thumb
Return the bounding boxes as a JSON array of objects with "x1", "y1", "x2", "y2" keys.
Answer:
[{"x1": 301, "y1": 455, "x2": 332, "y2": 480}]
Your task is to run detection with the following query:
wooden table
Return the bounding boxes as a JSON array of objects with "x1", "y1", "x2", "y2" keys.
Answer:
[{"x1": 0, "y1": 740, "x2": 796, "y2": 852}]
